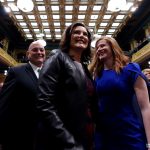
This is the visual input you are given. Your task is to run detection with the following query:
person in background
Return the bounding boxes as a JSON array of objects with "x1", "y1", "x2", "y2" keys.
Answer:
[
  {"x1": 143, "y1": 68, "x2": 150, "y2": 81},
  {"x1": 89, "y1": 36, "x2": 150, "y2": 150},
  {"x1": 142, "y1": 68, "x2": 150, "y2": 98},
  {"x1": 0, "y1": 40, "x2": 46, "y2": 150},
  {"x1": 35, "y1": 22, "x2": 97, "y2": 150}
]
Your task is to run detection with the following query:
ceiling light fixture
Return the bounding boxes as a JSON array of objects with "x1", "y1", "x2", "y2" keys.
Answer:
[
  {"x1": 91, "y1": 34, "x2": 101, "y2": 48},
  {"x1": 107, "y1": 0, "x2": 126, "y2": 12},
  {"x1": 17, "y1": 0, "x2": 34, "y2": 12}
]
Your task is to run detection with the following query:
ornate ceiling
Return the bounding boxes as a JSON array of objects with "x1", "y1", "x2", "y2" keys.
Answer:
[{"x1": 0, "y1": 0, "x2": 143, "y2": 42}]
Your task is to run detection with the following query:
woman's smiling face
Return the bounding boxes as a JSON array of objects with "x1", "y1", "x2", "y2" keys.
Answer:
[
  {"x1": 70, "y1": 26, "x2": 89, "y2": 51},
  {"x1": 96, "y1": 39, "x2": 113, "y2": 61}
]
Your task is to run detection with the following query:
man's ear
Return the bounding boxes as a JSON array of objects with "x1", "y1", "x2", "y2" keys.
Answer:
[{"x1": 26, "y1": 51, "x2": 29, "y2": 58}]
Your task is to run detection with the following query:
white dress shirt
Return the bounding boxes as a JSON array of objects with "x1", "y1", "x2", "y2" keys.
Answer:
[{"x1": 29, "y1": 62, "x2": 41, "y2": 78}]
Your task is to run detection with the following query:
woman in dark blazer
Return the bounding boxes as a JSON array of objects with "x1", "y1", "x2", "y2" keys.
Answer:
[{"x1": 36, "y1": 22, "x2": 97, "y2": 150}]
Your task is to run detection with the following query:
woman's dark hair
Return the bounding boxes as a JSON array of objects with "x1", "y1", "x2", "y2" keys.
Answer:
[{"x1": 60, "y1": 22, "x2": 92, "y2": 63}]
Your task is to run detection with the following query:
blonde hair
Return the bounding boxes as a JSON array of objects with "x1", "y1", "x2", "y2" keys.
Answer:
[
  {"x1": 142, "y1": 68, "x2": 150, "y2": 73},
  {"x1": 88, "y1": 36, "x2": 129, "y2": 78}
]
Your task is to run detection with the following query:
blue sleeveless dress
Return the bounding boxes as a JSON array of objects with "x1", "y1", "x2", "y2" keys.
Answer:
[{"x1": 95, "y1": 63, "x2": 147, "y2": 150}]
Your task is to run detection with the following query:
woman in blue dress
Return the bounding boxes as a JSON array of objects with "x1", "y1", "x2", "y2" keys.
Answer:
[{"x1": 89, "y1": 36, "x2": 150, "y2": 150}]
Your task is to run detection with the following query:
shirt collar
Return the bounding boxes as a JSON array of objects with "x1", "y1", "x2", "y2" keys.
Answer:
[{"x1": 29, "y1": 61, "x2": 41, "y2": 71}]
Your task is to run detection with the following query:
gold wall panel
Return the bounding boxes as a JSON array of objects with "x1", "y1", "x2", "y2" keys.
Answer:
[
  {"x1": 0, "y1": 48, "x2": 18, "y2": 66},
  {"x1": 132, "y1": 42, "x2": 150, "y2": 63}
]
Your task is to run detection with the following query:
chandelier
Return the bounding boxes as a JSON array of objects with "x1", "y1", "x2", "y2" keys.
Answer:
[
  {"x1": 107, "y1": 0, "x2": 126, "y2": 12},
  {"x1": 17, "y1": 0, "x2": 34, "y2": 12}
]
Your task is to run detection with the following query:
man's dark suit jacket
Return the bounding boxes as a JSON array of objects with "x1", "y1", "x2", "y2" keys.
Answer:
[{"x1": 0, "y1": 63, "x2": 38, "y2": 150}]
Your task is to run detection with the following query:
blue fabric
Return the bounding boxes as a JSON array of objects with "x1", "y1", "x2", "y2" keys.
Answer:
[{"x1": 94, "y1": 63, "x2": 147, "y2": 150}]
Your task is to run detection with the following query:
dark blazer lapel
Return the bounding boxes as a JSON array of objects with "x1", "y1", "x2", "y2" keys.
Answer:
[{"x1": 25, "y1": 63, "x2": 38, "y2": 83}]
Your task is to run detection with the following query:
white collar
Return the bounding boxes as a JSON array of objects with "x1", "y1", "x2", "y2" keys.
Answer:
[
  {"x1": 29, "y1": 62, "x2": 41, "y2": 70},
  {"x1": 29, "y1": 62, "x2": 42, "y2": 78}
]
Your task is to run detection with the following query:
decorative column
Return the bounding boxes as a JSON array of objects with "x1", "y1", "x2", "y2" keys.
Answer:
[
  {"x1": 144, "y1": 24, "x2": 150, "y2": 38},
  {"x1": 130, "y1": 39, "x2": 137, "y2": 50},
  {"x1": 1, "y1": 37, "x2": 9, "y2": 52}
]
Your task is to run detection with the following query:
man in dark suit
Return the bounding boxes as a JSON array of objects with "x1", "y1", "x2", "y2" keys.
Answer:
[{"x1": 0, "y1": 40, "x2": 46, "y2": 150}]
